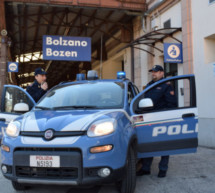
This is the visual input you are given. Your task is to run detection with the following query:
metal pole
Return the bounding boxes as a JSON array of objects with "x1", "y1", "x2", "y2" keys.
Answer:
[
  {"x1": 131, "y1": 46, "x2": 134, "y2": 82},
  {"x1": 100, "y1": 34, "x2": 103, "y2": 79},
  {"x1": 0, "y1": 36, "x2": 8, "y2": 108},
  {"x1": 130, "y1": 25, "x2": 134, "y2": 82}
]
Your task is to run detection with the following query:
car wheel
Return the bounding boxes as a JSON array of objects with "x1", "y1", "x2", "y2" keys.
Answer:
[
  {"x1": 12, "y1": 181, "x2": 27, "y2": 191},
  {"x1": 117, "y1": 146, "x2": 136, "y2": 193}
]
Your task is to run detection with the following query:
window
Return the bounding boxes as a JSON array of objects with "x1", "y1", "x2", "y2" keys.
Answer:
[
  {"x1": 209, "y1": 0, "x2": 215, "y2": 4},
  {"x1": 145, "y1": 78, "x2": 193, "y2": 109},
  {"x1": 133, "y1": 77, "x2": 196, "y2": 114},
  {"x1": 204, "y1": 34, "x2": 215, "y2": 64},
  {"x1": 38, "y1": 82, "x2": 125, "y2": 109},
  {"x1": 4, "y1": 87, "x2": 34, "y2": 113},
  {"x1": 132, "y1": 84, "x2": 139, "y2": 95},
  {"x1": 128, "y1": 84, "x2": 135, "y2": 105},
  {"x1": 164, "y1": 63, "x2": 177, "y2": 77},
  {"x1": 164, "y1": 19, "x2": 171, "y2": 28}
]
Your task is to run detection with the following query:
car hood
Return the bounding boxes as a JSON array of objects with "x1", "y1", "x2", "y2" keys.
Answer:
[{"x1": 20, "y1": 109, "x2": 123, "y2": 132}]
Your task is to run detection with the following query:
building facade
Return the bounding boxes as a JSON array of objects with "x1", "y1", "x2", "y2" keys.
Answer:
[
  {"x1": 95, "y1": 0, "x2": 215, "y2": 148},
  {"x1": 192, "y1": 0, "x2": 215, "y2": 147}
]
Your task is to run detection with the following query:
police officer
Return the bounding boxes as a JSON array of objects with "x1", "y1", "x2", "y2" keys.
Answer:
[
  {"x1": 137, "y1": 65, "x2": 177, "y2": 178},
  {"x1": 27, "y1": 68, "x2": 48, "y2": 102}
]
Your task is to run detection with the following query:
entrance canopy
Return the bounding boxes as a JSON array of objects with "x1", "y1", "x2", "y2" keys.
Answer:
[
  {"x1": 1, "y1": 0, "x2": 147, "y2": 88},
  {"x1": 119, "y1": 28, "x2": 182, "y2": 56}
]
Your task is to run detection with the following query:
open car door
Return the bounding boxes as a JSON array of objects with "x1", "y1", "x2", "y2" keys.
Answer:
[
  {"x1": 130, "y1": 75, "x2": 198, "y2": 158},
  {"x1": 0, "y1": 85, "x2": 35, "y2": 140}
]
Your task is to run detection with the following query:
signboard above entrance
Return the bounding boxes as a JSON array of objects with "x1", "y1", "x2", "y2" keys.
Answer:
[
  {"x1": 43, "y1": 35, "x2": 91, "y2": 61},
  {"x1": 164, "y1": 43, "x2": 183, "y2": 63}
]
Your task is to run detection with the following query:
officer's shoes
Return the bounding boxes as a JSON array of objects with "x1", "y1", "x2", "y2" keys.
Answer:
[
  {"x1": 136, "y1": 170, "x2": 151, "y2": 176},
  {"x1": 158, "y1": 170, "x2": 167, "y2": 178}
]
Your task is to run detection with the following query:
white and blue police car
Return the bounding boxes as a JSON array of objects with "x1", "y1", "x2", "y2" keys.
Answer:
[{"x1": 0, "y1": 71, "x2": 198, "y2": 193}]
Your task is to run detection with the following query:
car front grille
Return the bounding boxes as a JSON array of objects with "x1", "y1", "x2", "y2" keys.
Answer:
[
  {"x1": 16, "y1": 166, "x2": 78, "y2": 179},
  {"x1": 15, "y1": 147, "x2": 79, "y2": 152}
]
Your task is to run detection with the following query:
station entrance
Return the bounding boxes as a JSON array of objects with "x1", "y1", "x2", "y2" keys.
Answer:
[{"x1": 0, "y1": 0, "x2": 147, "y2": 93}]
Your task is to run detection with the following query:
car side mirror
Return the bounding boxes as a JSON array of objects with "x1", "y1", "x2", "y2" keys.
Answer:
[
  {"x1": 138, "y1": 98, "x2": 153, "y2": 109},
  {"x1": 14, "y1": 103, "x2": 29, "y2": 113}
]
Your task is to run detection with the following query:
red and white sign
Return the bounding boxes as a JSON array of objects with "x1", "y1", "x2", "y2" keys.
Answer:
[{"x1": 30, "y1": 155, "x2": 60, "y2": 168}]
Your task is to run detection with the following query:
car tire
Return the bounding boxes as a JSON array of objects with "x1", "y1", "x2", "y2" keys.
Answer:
[
  {"x1": 12, "y1": 181, "x2": 27, "y2": 191},
  {"x1": 117, "y1": 146, "x2": 136, "y2": 193}
]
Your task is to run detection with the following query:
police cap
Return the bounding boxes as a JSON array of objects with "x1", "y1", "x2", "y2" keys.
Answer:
[
  {"x1": 149, "y1": 65, "x2": 164, "y2": 72},
  {"x1": 35, "y1": 68, "x2": 47, "y2": 76}
]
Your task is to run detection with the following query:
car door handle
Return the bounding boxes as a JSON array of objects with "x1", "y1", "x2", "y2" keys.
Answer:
[
  {"x1": 182, "y1": 113, "x2": 195, "y2": 118},
  {"x1": 0, "y1": 118, "x2": 6, "y2": 122}
]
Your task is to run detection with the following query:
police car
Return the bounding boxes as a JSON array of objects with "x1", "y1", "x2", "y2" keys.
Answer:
[{"x1": 0, "y1": 71, "x2": 198, "y2": 193}]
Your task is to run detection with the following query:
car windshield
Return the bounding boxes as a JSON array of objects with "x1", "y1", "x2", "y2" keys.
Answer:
[{"x1": 36, "y1": 82, "x2": 124, "y2": 109}]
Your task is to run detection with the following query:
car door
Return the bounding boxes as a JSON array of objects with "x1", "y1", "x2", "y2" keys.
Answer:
[
  {"x1": 130, "y1": 75, "x2": 198, "y2": 158},
  {"x1": 0, "y1": 85, "x2": 35, "y2": 140}
]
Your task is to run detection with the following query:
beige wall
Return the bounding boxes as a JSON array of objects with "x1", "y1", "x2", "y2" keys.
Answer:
[
  {"x1": 92, "y1": 41, "x2": 126, "y2": 79},
  {"x1": 92, "y1": 31, "x2": 127, "y2": 79},
  {"x1": 93, "y1": 53, "x2": 124, "y2": 80}
]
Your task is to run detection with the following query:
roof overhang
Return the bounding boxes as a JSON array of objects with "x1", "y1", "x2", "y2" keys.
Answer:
[{"x1": 119, "y1": 28, "x2": 182, "y2": 56}]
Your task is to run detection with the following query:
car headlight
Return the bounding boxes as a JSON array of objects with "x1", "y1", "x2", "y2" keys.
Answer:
[
  {"x1": 6, "y1": 121, "x2": 21, "y2": 138},
  {"x1": 87, "y1": 119, "x2": 116, "y2": 137}
]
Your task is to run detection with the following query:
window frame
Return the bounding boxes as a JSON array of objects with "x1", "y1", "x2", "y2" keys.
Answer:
[
  {"x1": 131, "y1": 76, "x2": 196, "y2": 114},
  {"x1": 1, "y1": 85, "x2": 35, "y2": 114}
]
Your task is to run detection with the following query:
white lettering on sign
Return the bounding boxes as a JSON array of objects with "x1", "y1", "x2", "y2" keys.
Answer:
[
  {"x1": 152, "y1": 123, "x2": 198, "y2": 137},
  {"x1": 46, "y1": 37, "x2": 88, "y2": 47},
  {"x1": 46, "y1": 48, "x2": 77, "y2": 58}
]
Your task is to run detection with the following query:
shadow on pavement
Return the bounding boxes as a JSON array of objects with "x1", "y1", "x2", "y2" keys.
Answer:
[{"x1": 66, "y1": 186, "x2": 101, "y2": 193}]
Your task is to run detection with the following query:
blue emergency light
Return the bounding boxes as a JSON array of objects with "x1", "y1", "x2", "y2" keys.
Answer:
[
  {"x1": 76, "y1": 73, "x2": 86, "y2": 81},
  {"x1": 117, "y1": 71, "x2": 126, "y2": 79}
]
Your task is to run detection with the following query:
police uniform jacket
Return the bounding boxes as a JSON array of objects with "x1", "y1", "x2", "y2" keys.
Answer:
[
  {"x1": 145, "y1": 78, "x2": 177, "y2": 110},
  {"x1": 26, "y1": 80, "x2": 47, "y2": 102}
]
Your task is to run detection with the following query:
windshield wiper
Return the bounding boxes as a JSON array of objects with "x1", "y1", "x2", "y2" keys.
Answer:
[
  {"x1": 35, "y1": 106, "x2": 52, "y2": 110},
  {"x1": 53, "y1": 105, "x2": 98, "y2": 110}
]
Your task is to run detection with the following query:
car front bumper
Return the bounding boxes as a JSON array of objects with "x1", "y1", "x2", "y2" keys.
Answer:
[{"x1": 1, "y1": 133, "x2": 129, "y2": 186}]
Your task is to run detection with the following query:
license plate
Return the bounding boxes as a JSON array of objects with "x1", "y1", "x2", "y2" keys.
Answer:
[{"x1": 30, "y1": 155, "x2": 60, "y2": 168}]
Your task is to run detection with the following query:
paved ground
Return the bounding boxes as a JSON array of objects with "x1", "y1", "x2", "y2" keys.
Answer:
[{"x1": 1, "y1": 147, "x2": 215, "y2": 193}]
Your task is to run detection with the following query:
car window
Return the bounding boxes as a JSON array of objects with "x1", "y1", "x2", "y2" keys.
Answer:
[
  {"x1": 3, "y1": 87, "x2": 34, "y2": 113},
  {"x1": 128, "y1": 84, "x2": 135, "y2": 105},
  {"x1": 37, "y1": 82, "x2": 124, "y2": 109},
  {"x1": 134, "y1": 78, "x2": 194, "y2": 114}
]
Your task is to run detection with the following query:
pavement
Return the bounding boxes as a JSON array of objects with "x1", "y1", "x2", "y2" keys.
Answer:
[{"x1": 0, "y1": 147, "x2": 215, "y2": 193}]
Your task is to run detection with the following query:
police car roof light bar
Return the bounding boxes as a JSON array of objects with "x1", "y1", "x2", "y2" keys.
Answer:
[
  {"x1": 76, "y1": 73, "x2": 86, "y2": 81},
  {"x1": 87, "y1": 70, "x2": 99, "y2": 80},
  {"x1": 117, "y1": 71, "x2": 126, "y2": 79}
]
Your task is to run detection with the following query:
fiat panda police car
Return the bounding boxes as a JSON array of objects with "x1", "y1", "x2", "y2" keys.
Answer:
[{"x1": 0, "y1": 71, "x2": 198, "y2": 193}]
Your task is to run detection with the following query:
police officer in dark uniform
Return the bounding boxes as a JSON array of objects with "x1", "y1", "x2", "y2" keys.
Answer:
[
  {"x1": 137, "y1": 65, "x2": 177, "y2": 178},
  {"x1": 26, "y1": 68, "x2": 48, "y2": 102}
]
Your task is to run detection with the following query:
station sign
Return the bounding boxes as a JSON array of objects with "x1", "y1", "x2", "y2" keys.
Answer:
[
  {"x1": 43, "y1": 35, "x2": 91, "y2": 61},
  {"x1": 164, "y1": 43, "x2": 183, "y2": 63},
  {"x1": 8, "y1": 62, "x2": 18, "y2": 72}
]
